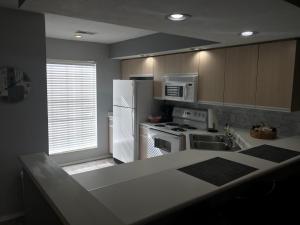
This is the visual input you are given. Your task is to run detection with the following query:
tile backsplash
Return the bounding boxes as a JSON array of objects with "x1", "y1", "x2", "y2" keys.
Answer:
[{"x1": 168, "y1": 101, "x2": 300, "y2": 137}]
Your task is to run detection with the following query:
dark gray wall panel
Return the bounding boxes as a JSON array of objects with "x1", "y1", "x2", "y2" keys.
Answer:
[
  {"x1": 0, "y1": 7, "x2": 47, "y2": 218},
  {"x1": 109, "y1": 33, "x2": 216, "y2": 59}
]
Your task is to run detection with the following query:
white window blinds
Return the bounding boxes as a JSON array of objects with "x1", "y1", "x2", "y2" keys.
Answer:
[{"x1": 47, "y1": 60, "x2": 98, "y2": 155}]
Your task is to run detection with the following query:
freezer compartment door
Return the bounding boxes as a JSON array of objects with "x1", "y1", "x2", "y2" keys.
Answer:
[
  {"x1": 113, "y1": 106, "x2": 137, "y2": 163},
  {"x1": 113, "y1": 80, "x2": 135, "y2": 108}
]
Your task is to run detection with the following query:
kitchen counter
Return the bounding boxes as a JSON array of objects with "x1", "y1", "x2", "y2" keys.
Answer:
[
  {"x1": 140, "y1": 122, "x2": 284, "y2": 150},
  {"x1": 19, "y1": 153, "x2": 123, "y2": 225},
  {"x1": 20, "y1": 132, "x2": 300, "y2": 225},
  {"x1": 71, "y1": 132, "x2": 300, "y2": 225}
]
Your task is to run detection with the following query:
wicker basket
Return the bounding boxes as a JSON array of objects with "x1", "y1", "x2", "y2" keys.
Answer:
[{"x1": 250, "y1": 128, "x2": 277, "y2": 140}]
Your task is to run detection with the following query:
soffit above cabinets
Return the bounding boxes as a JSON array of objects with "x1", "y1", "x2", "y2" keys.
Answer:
[{"x1": 44, "y1": 13, "x2": 156, "y2": 44}]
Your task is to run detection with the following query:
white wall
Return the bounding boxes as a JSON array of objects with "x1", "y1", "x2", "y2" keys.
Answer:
[
  {"x1": 46, "y1": 38, "x2": 121, "y2": 158},
  {"x1": 0, "y1": 7, "x2": 48, "y2": 218}
]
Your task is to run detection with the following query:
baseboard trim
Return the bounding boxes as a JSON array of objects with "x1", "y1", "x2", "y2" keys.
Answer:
[{"x1": 0, "y1": 211, "x2": 24, "y2": 222}]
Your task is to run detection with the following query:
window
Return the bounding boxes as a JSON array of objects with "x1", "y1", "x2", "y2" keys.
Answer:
[{"x1": 46, "y1": 60, "x2": 97, "y2": 155}]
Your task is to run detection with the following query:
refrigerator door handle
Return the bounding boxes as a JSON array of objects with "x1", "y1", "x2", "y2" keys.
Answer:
[
  {"x1": 132, "y1": 82, "x2": 135, "y2": 109},
  {"x1": 132, "y1": 111, "x2": 135, "y2": 137}
]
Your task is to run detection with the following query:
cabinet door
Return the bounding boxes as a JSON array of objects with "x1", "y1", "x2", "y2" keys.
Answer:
[
  {"x1": 198, "y1": 49, "x2": 226, "y2": 103},
  {"x1": 153, "y1": 52, "x2": 199, "y2": 97},
  {"x1": 154, "y1": 52, "x2": 199, "y2": 75},
  {"x1": 224, "y1": 45, "x2": 258, "y2": 106},
  {"x1": 256, "y1": 40, "x2": 296, "y2": 110},
  {"x1": 121, "y1": 57, "x2": 153, "y2": 80},
  {"x1": 139, "y1": 135, "x2": 148, "y2": 160},
  {"x1": 109, "y1": 121, "x2": 113, "y2": 154},
  {"x1": 139, "y1": 126, "x2": 150, "y2": 160}
]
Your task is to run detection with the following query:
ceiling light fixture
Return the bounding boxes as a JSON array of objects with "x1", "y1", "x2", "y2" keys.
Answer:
[
  {"x1": 74, "y1": 34, "x2": 83, "y2": 38},
  {"x1": 167, "y1": 13, "x2": 190, "y2": 21},
  {"x1": 240, "y1": 31, "x2": 255, "y2": 37}
]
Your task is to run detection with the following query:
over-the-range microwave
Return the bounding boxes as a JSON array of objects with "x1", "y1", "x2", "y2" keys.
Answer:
[{"x1": 161, "y1": 74, "x2": 198, "y2": 102}]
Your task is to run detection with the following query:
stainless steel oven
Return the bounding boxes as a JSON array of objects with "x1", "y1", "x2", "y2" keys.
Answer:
[
  {"x1": 148, "y1": 129, "x2": 186, "y2": 158},
  {"x1": 161, "y1": 74, "x2": 198, "y2": 102}
]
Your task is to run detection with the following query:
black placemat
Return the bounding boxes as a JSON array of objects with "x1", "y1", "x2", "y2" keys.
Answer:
[
  {"x1": 178, "y1": 157, "x2": 257, "y2": 186},
  {"x1": 240, "y1": 145, "x2": 300, "y2": 163}
]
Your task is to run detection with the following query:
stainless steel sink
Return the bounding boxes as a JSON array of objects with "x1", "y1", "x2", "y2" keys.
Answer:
[
  {"x1": 190, "y1": 134, "x2": 226, "y2": 143},
  {"x1": 190, "y1": 141, "x2": 230, "y2": 150},
  {"x1": 189, "y1": 134, "x2": 241, "y2": 151}
]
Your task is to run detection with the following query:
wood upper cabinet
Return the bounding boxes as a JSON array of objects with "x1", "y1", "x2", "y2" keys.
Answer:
[
  {"x1": 153, "y1": 52, "x2": 199, "y2": 97},
  {"x1": 256, "y1": 40, "x2": 298, "y2": 110},
  {"x1": 153, "y1": 51, "x2": 199, "y2": 75},
  {"x1": 224, "y1": 45, "x2": 258, "y2": 106},
  {"x1": 198, "y1": 49, "x2": 226, "y2": 103},
  {"x1": 121, "y1": 57, "x2": 154, "y2": 80}
]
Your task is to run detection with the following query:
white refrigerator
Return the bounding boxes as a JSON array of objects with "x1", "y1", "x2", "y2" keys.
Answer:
[{"x1": 113, "y1": 80, "x2": 154, "y2": 163}]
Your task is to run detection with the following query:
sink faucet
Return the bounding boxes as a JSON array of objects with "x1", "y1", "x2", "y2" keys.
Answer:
[
  {"x1": 224, "y1": 123, "x2": 231, "y2": 136},
  {"x1": 224, "y1": 124, "x2": 236, "y2": 148}
]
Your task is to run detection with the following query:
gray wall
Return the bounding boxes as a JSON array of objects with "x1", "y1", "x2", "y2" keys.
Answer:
[
  {"x1": 0, "y1": 8, "x2": 48, "y2": 218},
  {"x1": 171, "y1": 101, "x2": 300, "y2": 137},
  {"x1": 109, "y1": 33, "x2": 216, "y2": 59},
  {"x1": 46, "y1": 38, "x2": 120, "y2": 157}
]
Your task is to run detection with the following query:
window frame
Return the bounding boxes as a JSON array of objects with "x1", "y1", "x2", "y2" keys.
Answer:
[{"x1": 46, "y1": 59, "x2": 101, "y2": 165}]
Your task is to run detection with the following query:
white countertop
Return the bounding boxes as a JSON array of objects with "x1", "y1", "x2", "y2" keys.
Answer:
[
  {"x1": 19, "y1": 153, "x2": 123, "y2": 225},
  {"x1": 20, "y1": 126, "x2": 300, "y2": 225},
  {"x1": 72, "y1": 128, "x2": 300, "y2": 225},
  {"x1": 88, "y1": 150, "x2": 281, "y2": 225}
]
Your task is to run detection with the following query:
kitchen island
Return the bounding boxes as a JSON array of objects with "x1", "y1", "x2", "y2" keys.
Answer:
[{"x1": 20, "y1": 133, "x2": 300, "y2": 225}]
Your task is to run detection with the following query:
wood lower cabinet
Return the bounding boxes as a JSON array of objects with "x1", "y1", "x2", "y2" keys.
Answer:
[
  {"x1": 256, "y1": 40, "x2": 298, "y2": 110},
  {"x1": 121, "y1": 57, "x2": 154, "y2": 80},
  {"x1": 224, "y1": 45, "x2": 258, "y2": 106},
  {"x1": 198, "y1": 49, "x2": 226, "y2": 103},
  {"x1": 153, "y1": 52, "x2": 199, "y2": 98}
]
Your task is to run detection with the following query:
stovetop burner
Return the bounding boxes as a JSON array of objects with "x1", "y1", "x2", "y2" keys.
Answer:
[
  {"x1": 166, "y1": 122, "x2": 179, "y2": 126},
  {"x1": 180, "y1": 124, "x2": 197, "y2": 130},
  {"x1": 171, "y1": 127, "x2": 186, "y2": 132},
  {"x1": 155, "y1": 124, "x2": 165, "y2": 127}
]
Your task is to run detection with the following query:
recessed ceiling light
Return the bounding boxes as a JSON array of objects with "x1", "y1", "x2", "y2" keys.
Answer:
[
  {"x1": 167, "y1": 13, "x2": 190, "y2": 21},
  {"x1": 240, "y1": 31, "x2": 255, "y2": 37},
  {"x1": 74, "y1": 34, "x2": 82, "y2": 38}
]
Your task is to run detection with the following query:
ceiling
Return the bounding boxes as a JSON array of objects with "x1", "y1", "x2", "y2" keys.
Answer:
[
  {"x1": 0, "y1": 0, "x2": 300, "y2": 47},
  {"x1": 45, "y1": 14, "x2": 155, "y2": 44}
]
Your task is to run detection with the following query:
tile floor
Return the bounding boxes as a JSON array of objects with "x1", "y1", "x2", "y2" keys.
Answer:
[{"x1": 63, "y1": 158, "x2": 115, "y2": 175}]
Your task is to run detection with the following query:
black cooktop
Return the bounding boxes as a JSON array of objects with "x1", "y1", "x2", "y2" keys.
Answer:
[
  {"x1": 240, "y1": 145, "x2": 300, "y2": 163},
  {"x1": 178, "y1": 157, "x2": 257, "y2": 186},
  {"x1": 180, "y1": 124, "x2": 197, "y2": 130},
  {"x1": 171, "y1": 127, "x2": 186, "y2": 132},
  {"x1": 166, "y1": 122, "x2": 179, "y2": 126}
]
